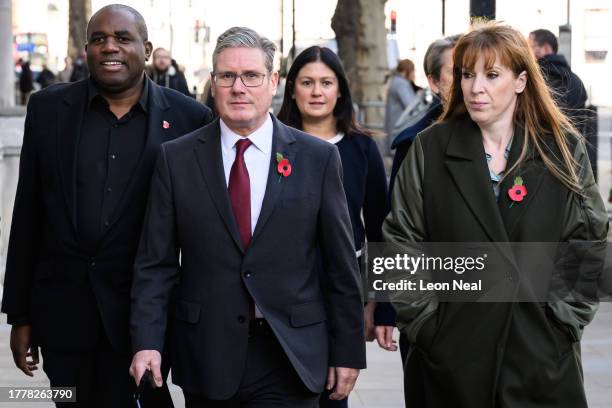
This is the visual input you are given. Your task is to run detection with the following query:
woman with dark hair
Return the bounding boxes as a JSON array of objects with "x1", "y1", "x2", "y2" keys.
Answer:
[
  {"x1": 278, "y1": 46, "x2": 388, "y2": 406},
  {"x1": 385, "y1": 22, "x2": 607, "y2": 407}
]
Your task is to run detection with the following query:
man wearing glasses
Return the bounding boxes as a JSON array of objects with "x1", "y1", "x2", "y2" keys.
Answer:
[{"x1": 129, "y1": 26, "x2": 366, "y2": 406}]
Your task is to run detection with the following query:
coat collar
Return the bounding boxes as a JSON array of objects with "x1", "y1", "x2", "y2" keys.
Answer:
[
  {"x1": 444, "y1": 116, "x2": 510, "y2": 242},
  {"x1": 444, "y1": 115, "x2": 544, "y2": 242}
]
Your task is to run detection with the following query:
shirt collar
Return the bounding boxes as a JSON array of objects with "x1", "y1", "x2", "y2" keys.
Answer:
[
  {"x1": 87, "y1": 75, "x2": 149, "y2": 112},
  {"x1": 220, "y1": 114, "x2": 273, "y2": 155}
]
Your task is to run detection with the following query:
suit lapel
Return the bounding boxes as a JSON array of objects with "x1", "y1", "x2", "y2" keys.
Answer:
[
  {"x1": 445, "y1": 118, "x2": 509, "y2": 242},
  {"x1": 194, "y1": 119, "x2": 245, "y2": 252},
  {"x1": 57, "y1": 80, "x2": 88, "y2": 234},
  {"x1": 497, "y1": 126, "x2": 545, "y2": 238},
  {"x1": 251, "y1": 117, "x2": 296, "y2": 243}
]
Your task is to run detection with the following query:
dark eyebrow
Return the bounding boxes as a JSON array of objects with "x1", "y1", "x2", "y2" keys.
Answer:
[
  {"x1": 88, "y1": 31, "x2": 106, "y2": 39},
  {"x1": 88, "y1": 30, "x2": 133, "y2": 40},
  {"x1": 114, "y1": 30, "x2": 132, "y2": 37}
]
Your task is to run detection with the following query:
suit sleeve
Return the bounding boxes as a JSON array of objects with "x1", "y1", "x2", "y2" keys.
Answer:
[
  {"x1": 130, "y1": 144, "x2": 180, "y2": 353},
  {"x1": 317, "y1": 147, "x2": 366, "y2": 369},
  {"x1": 1, "y1": 97, "x2": 43, "y2": 326}
]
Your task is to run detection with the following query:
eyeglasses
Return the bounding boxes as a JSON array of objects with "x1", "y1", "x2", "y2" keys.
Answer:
[{"x1": 212, "y1": 71, "x2": 267, "y2": 87}]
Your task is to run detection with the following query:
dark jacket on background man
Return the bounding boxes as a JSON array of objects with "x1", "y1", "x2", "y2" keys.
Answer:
[
  {"x1": 1, "y1": 78, "x2": 212, "y2": 354},
  {"x1": 147, "y1": 65, "x2": 191, "y2": 97},
  {"x1": 19, "y1": 62, "x2": 34, "y2": 94},
  {"x1": 538, "y1": 54, "x2": 587, "y2": 123},
  {"x1": 36, "y1": 67, "x2": 56, "y2": 89},
  {"x1": 70, "y1": 58, "x2": 89, "y2": 82}
]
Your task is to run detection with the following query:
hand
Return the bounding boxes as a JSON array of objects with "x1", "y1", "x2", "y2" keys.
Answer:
[
  {"x1": 326, "y1": 366, "x2": 359, "y2": 400},
  {"x1": 375, "y1": 326, "x2": 398, "y2": 351},
  {"x1": 10, "y1": 325, "x2": 39, "y2": 376},
  {"x1": 364, "y1": 301, "x2": 376, "y2": 342},
  {"x1": 130, "y1": 350, "x2": 163, "y2": 387}
]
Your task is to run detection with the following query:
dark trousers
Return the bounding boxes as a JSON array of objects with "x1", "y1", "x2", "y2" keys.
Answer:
[
  {"x1": 184, "y1": 320, "x2": 319, "y2": 408},
  {"x1": 41, "y1": 334, "x2": 173, "y2": 408}
]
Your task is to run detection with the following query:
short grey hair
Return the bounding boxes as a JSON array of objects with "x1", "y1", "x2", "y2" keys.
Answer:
[
  {"x1": 423, "y1": 34, "x2": 461, "y2": 80},
  {"x1": 212, "y1": 27, "x2": 276, "y2": 73}
]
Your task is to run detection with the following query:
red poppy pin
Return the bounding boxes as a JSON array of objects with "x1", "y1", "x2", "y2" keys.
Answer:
[
  {"x1": 162, "y1": 120, "x2": 170, "y2": 129},
  {"x1": 276, "y1": 153, "x2": 292, "y2": 181},
  {"x1": 508, "y1": 176, "x2": 527, "y2": 207}
]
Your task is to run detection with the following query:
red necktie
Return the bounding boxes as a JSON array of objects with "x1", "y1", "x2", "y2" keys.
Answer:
[{"x1": 228, "y1": 138, "x2": 252, "y2": 249}]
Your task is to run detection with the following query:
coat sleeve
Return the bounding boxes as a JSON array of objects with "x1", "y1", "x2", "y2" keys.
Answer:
[
  {"x1": 548, "y1": 136, "x2": 608, "y2": 341},
  {"x1": 317, "y1": 146, "x2": 366, "y2": 368},
  {"x1": 130, "y1": 144, "x2": 181, "y2": 353},
  {"x1": 1, "y1": 96, "x2": 44, "y2": 326},
  {"x1": 382, "y1": 135, "x2": 438, "y2": 343}
]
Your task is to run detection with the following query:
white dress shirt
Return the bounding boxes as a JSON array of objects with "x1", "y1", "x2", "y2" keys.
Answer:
[{"x1": 220, "y1": 115, "x2": 273, "y2": 235}]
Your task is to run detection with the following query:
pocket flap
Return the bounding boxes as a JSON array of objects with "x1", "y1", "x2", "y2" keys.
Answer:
[
  {"x1": 175, "y1": 300, "x2": 201, "y2": 324},
  {"x1": 290, "y1": 300, "x2": 326, "y2": 327}
]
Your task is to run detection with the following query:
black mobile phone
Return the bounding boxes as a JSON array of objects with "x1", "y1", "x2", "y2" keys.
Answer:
[{"x1": 133, "y1": 369, "x2": 154, "y2": 407}]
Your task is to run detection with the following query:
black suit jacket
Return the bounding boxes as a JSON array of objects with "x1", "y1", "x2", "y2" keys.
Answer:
[
  {"x1": 131, "y1": 115, "x2": 366, "y2": 398},
  {"x1": 2, "y1": 78, "x2": 212, "y2": 354}
]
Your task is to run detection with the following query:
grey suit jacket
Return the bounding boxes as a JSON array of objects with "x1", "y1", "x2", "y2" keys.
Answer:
[{"x1": 130, "y1": 115, "x2": 366, "y2": 398}]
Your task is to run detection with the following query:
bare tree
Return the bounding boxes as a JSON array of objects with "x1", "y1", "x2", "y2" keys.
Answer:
[
  {"x1": 68, "y1": 0, "x2": 91, "y2": 59},
  {"x1": 332, "y1": 0, "x2": 387, "y2": 127}
]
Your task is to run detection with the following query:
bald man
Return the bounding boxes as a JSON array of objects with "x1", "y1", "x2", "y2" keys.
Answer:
[{"x1": 2, "y1": 4, "x2": 212, "y2": 407}]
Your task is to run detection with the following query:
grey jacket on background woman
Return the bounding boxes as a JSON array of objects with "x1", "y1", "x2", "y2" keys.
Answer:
[{"x1": 384, "y1": 74, "x2": 417, "y2": 150}]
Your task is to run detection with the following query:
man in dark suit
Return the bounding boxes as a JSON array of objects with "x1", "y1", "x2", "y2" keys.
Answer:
[
  {"x1": 129, "y1": 26, "x2": 366, "y2": 407},
  {"x1": 2, "y1": 5, "x2": 212, "y2": 407}
]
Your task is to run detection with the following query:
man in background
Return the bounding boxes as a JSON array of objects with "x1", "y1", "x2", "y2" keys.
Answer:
[
  {"x1": 528, "y1": 29, "x2": 587, "y2": 123},
  {"x1": 148, "y1": 47, "x2": 191, "y2": 96}
]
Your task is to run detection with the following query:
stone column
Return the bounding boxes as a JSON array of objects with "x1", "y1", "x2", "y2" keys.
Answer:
[{"x1": 0, "y1": 0, "x2": 14, "y2": 108}]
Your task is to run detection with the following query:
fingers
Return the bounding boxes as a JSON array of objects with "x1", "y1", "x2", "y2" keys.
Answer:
[
  {"x1": 129, "y1": 359, "x2": 145, "y2": 386},
  {"x1": 130, "y1": 350, "x2": 163, "y2": 388},
  {"x1": 25, "y1": 349, "x2": 39, "y2": 373},
  {"x1": 326, "y1": 366, "x2": 336, "y2": 391},
  {"x1": 12, "y1": 348, "x2": 33, "y2": 377},
  {"x1": 150, "y1": 357, "x2": 163, "y2": 387},
  {"x1": 328, "y1": 367, "x2": 359, "y2": 400},
  {"x1": 375, "y1": 326, "x2": 398, "y2": 351},
  {"x1": 383, "y1": 326, "x2": 398, "y2": 351},
  {"x1": 29, "y1": 347, "x2": 40, "y2": 364},
  {"x1": 10, "y1": 325, "x2": 35, "y2": 377}
]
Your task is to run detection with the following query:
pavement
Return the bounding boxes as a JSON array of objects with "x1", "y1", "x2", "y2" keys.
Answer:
[
  {"x1": 0, "y1": 304, "x2": 610, "y2": 407},
  {"x1": 0, "y1": 108, "x2": 610, "y2": 406}
]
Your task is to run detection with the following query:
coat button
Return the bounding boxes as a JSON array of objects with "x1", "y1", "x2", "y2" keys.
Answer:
[
  {"x1": 244, "y1": 271, "x2": 251, "y2": 278},
  {"x1": 237, "y1": 315, "x2": 246, "y2": 323}
]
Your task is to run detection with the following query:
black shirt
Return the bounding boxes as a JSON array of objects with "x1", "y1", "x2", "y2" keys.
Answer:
[{"x1": 76, "y1": 79, "x2": 148, "y2": 252}]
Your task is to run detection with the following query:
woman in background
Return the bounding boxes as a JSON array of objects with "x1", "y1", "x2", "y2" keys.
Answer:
[
  {"x1": 384, "y1": 58, "x2": 421, "y2": 155},
  {"x1": 278, "y1": 45, "x2": 388, "y2": 407}
]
